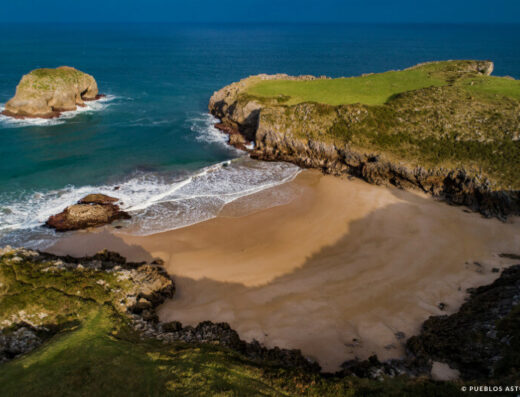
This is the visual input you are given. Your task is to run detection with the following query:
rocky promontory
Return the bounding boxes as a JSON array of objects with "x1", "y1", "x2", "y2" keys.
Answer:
[
  {"x1": 0, "y1": 247, "x2": 174, "y2": 362},
  {"x1": 2, "y1": 66, "x2": 101, "y2": 119},
  {"x1": 45, "y1": 193, "x2": 130, "y2": 231},
  {"x1": 209, "y1": 60, "x2": 520, "y2": 219}
]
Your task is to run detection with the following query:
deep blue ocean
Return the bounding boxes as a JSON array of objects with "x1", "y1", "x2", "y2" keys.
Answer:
[{"x1": 1, "y1": 23, "x2": 519, "y2": 246}]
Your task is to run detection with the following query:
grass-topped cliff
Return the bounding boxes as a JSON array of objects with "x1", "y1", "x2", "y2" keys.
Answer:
[
  {"x1": 2, "y1": 66, "x2": 99, "y2": 119},
  {"x1": 209, "y1": 60, "x2": 520, "y2": 218}
]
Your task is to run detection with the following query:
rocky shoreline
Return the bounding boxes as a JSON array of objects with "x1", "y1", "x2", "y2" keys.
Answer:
[
  {"x1": 208, "y1": 62, "x2": 520, "y2": 219},
  {"x1": 2, "y1": 247, "x2": 519, "y2": 383},
  {"x1": 0, "y1": 248, "x2": 318, "y2": 372}
]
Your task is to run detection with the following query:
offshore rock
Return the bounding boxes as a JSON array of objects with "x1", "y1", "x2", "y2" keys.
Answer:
[
  {"x1": 2, "y1": 66, "x2": 100, "y2": 119},
  {"x1": 45, "y1": 194, "x2": 130, "y2": 231}
]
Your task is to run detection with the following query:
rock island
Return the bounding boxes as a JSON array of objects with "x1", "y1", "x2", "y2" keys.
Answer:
[{"x1": 2, "y1": 66, "x2": 101, "y2": 119}]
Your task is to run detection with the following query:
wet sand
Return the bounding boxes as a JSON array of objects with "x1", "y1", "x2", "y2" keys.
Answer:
[{"x1": 49, "y1": 170, "x2": 520, "y2": 372}]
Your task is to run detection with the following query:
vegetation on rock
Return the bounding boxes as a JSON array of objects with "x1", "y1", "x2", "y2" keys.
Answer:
[
  {"x1": 209, "y1": 60, "x2": 520, "y2": 218},
  {"x1": 2, "y1": 247, "x2": 519, "y2": 395},
  {"x1": 0, "y1": 248, "x2": 453, "y2": 396},
  {"x1": 2, "y1": 66, "x2": 100, "y2": 119}
]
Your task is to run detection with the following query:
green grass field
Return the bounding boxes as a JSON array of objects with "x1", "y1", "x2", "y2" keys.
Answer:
[
  {"x1": 247, "y1": 69, "x2": 446, "y2": 106},
  {"x1": 0, "y1": 308, "x2": 290, "y2": 397},
  {"x1": 0, "y1": 306, "x2": 465, "y2": 397},
  {"x1": 246, "y1": 61, "x2": 520, "y2": 106},
  {"x1": 456, "y1": 75, "x2": 520, "y2": 101}
]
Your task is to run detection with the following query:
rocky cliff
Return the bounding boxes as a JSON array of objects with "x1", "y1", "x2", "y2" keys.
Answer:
[
  {"x1": 209, "y1": 60, "x2": 520, "y2": 219},
  {"x1": 2, "y1": 66, "x2": 101, "y2": 119},
  {"x1": 0, "y1": 247, "x2": 174, "y2": 362}
]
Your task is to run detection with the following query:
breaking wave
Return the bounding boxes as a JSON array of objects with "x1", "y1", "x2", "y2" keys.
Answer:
[
  {"x1": 0, "y1": 158, "x2": 300, "y2": 249},
  {"x1": 0, "y1": 95, "x2": 117, "y2": 128}
]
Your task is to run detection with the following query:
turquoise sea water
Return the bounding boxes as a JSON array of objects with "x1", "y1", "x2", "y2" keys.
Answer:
[{"x1": 1, "y1": 23, "x2": 520, "y2": 246}]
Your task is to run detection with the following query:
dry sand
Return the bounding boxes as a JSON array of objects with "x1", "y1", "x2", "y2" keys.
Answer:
[{"x1": 49, "y1": 170, "x2": 520, "y2": 372}]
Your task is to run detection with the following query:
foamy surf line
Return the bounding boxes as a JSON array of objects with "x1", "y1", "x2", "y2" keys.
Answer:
[
  {"x1": 0, "y1": 95, "x2": 117, "y2": 127},
  {"x1": 188, "y1": 112, "x2": 244, "y2": 154},
  {"x1": 0, "y1": 158, "x2": 300, "y2": 247}
]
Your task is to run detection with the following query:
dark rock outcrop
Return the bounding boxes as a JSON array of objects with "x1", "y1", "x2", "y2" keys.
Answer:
[
  {"x1": 45, "y1": 194, "x2": 130, "y2": 231},
  {"x1": 406, "y1": 264, "x2": 520, "y2": 380},
  {"x1": 0, "y1": 325, "x2": 44, "y2": 363},
  {"x1": 134, "y1": 319, "x2": 321, "y2": 373},
  {"x1": 249, "y1": 128, "x2": 520, "y2": 220}
]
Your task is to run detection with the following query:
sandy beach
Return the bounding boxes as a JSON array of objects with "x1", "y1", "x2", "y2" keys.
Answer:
[{"x1": 49, "y1": 170, "x2": 520, "y2": 372}]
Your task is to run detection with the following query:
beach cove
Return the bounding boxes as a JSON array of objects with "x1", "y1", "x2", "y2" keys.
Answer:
[{"x1": 48, "y1": 169, "x2": 520, "y2": 372}]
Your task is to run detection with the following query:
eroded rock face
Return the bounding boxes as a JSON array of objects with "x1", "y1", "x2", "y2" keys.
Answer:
[
  {"x1": 45, "y1": 194, "x2": 130, "y2": 231},
  {"x1": 0, "y1": 326, "x2": 43, "y2": 363},
  {"x1": 208, "y1": 61, "x2": 520, "y2": 219},
  {"x1": 2, "y1": 66, "x2": 101, "y2": 119}
]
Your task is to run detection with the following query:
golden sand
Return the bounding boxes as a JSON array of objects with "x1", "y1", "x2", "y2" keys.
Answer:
[{"x1": 49, "y1": 170, "x2": 520, "y2": 371}]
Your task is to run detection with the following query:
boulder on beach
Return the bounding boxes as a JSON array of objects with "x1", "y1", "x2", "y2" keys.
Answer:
[
  {"x1": 2, "y1": 66, "x2": 101, "y2": 119},
  {"x1": 45, "y1": 194, "x2": 130, "y2": 232}
]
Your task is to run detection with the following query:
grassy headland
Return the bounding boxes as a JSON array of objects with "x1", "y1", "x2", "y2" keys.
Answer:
[
  {"x1": 246, "y1": 69, "x2": 447, "y2": 106},
  {"x1": 211, "y1": 61, "x2": 520, "y2": 196}
]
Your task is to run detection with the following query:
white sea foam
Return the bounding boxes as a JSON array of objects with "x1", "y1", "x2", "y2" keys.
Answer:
[
  {"x1": 0, "y1": 158, "x2": 300, "y2": 248},
  {"x1": 189, "y1": 112, "x2": 233, "y2": 147},
  {"x1": 0, "y1": 110, "x2": 299, "y2": 248},
  {"x1": 0, "y1": 95, "x2": 117, "y2": 128}
]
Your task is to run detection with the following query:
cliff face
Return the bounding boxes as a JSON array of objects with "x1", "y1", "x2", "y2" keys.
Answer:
[
  {"x1": 2, "y1": 66, "x2": 100, "y2": 119},
  {"x1": 209, "y1": 61, "x2": 520, "y2": 219}
]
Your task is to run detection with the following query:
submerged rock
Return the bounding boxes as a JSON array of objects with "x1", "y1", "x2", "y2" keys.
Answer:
[
  {"x1": 2, "y1": 66, "x2": 101, "y2": 119},
  {"x1": 45, "y1": 194, "x2": 130, "y2": 231}
]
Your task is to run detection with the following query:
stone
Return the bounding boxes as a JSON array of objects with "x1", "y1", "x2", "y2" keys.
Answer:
[
  {"x1": 78, "y1": 194, "x2": 119, "y2": 205},
  {"x1": 45, "y1": 194, "x2": 130, "y2": 231},
  {"x1": 2, "y1": 66, "x2": 101, "y2": 119},
  {"x1": 407, "y1": 264, "x2": 520, "y2": 380},
  {"x1": 208, "y1": 61, "x2": 520, "y2": 220}
]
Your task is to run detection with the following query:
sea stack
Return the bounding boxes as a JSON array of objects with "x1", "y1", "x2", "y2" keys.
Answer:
[{"x1": 2, "y1": 66, "x2": 101, "y2": 119}]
